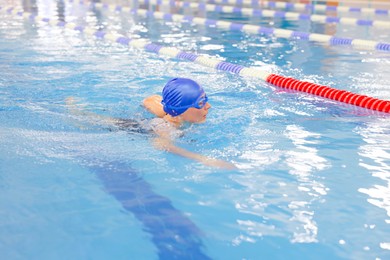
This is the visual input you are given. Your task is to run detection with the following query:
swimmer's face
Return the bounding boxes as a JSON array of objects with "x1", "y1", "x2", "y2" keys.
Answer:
[{"x1": 180, "y1": 101, "x2": 211, "y2": 123}]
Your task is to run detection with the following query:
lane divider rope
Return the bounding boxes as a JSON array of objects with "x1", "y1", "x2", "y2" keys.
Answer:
[
  {"x1": 320, "y1": 0, "x2": 390, "y2": 6},
  {"x1": 138, "y1": 0, "x2": 390, "y2": 29},
  {"x1": 73, "y1": 0, "x2": 390, "y2": 52},
  {"x1": 191, "y1": 0, "x2": 390, "y2": 16},
  {"x1": 1, "y1": 6, "x2": 389, "y2": 113}
]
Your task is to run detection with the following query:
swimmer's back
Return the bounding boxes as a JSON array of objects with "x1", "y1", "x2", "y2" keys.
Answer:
[{"x1": 113, "y1": 117, "x2": 183, "y2": 138}]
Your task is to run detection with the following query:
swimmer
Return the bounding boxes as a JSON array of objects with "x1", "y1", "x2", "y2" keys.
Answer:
[
  {"x1": 144, "y1": 78, "x2": 236, "y2": 169},
  {"x1": 66, "y1": 78, "x2": 236, "y2": 170}
]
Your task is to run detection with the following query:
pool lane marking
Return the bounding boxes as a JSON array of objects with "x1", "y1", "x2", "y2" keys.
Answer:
[
  {"x1": 71, "y1": 0, "x2": 390, "y2": 53},
  {"x1": 137, "y1": 0, "x2": 390, "y2": 29},
  {"x1": 92, "y1": 160, "x2": 212, "y2": 259},
  {"x1": 186, "y1": 0, "x2": 390, "y2": 16},
  {"x1": 2, "y1": 6, "x2": 389, "y2": 113}
]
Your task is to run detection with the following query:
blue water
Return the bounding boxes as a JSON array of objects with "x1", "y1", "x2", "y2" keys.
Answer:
[{"x1": 1, "y1": 0, "x2": 390, "y2": 259}]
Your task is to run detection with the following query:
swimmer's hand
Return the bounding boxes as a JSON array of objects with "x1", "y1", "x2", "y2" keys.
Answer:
[
  {"x1": 65, "y1": 97, "x2": 90, "y2": 129},
  {"x1": 153, "y1": 137, "x2": 237, "y2": 170},
  {"x1": 65, "y1": 96, "x2": 76, "y2": 106},
  {"x1": 65, "y1": 96, "x2": 87, "y2": 113},
  {"x1": 199, "y1": 157, "x2": 237, "y2": 170}
]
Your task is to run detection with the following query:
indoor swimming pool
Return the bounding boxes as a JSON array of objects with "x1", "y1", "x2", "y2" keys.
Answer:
[{"x1": 0, "y1": 0, "x2": 389, "y2": 259}]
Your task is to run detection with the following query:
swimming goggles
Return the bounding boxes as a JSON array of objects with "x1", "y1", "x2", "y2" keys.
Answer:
[{"x1": 164, "y1": 94, "x2": 208, "y2": 110}]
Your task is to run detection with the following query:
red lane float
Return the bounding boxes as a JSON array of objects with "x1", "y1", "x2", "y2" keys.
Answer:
[{"x1": 266, "y1": 74, "x2": 390, "y2": 113}]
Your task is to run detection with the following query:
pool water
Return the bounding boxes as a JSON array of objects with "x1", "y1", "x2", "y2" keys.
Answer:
[{"x1": 1, "y1": 0, "x2": 390, "y2": 259}]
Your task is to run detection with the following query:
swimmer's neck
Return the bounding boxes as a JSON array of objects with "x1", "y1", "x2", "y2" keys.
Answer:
[{"x1": 163, "y1": 114, "x2": 183, "y2": 128}]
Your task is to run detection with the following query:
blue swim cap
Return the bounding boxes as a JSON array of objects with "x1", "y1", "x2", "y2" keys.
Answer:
[{"x1": 162, "y1": 78, "x2": 206, "y2": 117}]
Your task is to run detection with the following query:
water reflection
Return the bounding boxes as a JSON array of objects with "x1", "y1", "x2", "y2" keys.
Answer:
[
  {"x1": 356, "y1": 118, "x2": 390, "y2": 251},
  {"x1": 233, "y1": 122, "x2": 328, "y2": 244},
  {"x1": 284, "y1": 124, "x2": 328, "y2": 243}
]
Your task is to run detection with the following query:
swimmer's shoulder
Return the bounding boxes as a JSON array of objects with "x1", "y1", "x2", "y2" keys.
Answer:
[{"x1": 143, "y1": 95, "x2": 166, "y2": 118}]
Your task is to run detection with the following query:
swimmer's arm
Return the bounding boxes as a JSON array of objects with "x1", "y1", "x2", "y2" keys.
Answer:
[
  {"x1": 143, "y1": 95, "x2": 166, "y2": 118},
  {"x1": 65, "y1": 97, "x2": 119, "y2": 127},
  {"x1": 153, "y1": 136, "x2": 237, "y2": 170}
]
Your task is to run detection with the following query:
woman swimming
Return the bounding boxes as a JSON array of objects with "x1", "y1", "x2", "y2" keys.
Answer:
[{"x1": 66, "y1": 78, "x2": 236, "y2": 170}]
